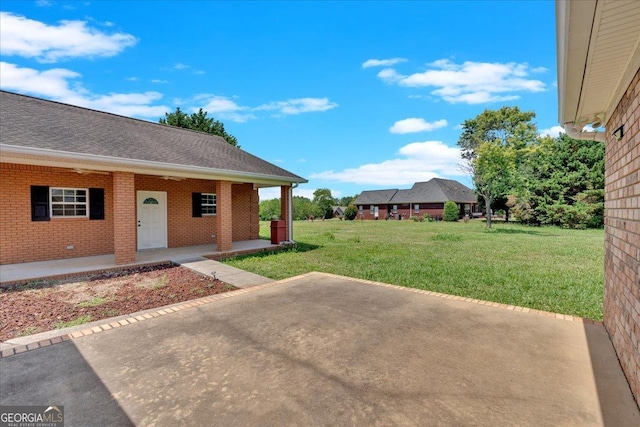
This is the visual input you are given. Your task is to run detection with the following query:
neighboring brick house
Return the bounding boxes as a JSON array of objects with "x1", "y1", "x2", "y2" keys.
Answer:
[
  {"x1": 557, "y1": 0, "x2": 640, "y2": 405},
  {"x1": 0, "y1": 91, "x2": 306, "y2": 265},
  {"x1": 353, "y1": 178, "x2": 477, "y2": 220}
]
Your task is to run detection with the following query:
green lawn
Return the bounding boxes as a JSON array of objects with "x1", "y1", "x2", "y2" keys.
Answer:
[{"x1": 223, "y1": 219, "x2": 605, "y2": 320}]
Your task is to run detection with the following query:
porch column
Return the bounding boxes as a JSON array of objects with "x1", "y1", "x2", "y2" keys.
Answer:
[
  {"x1": 216, "y1": 180, "x2": 233, "y2": 251},
  {"x1": 113, "y1": 172, "x2": 136, "y2": 264},
  {"x1": 280, "y1": 185, "x2": 291, "y2": 241}
]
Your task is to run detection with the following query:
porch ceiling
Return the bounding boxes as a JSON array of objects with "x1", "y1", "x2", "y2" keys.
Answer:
[{"x1": 557, "y1": 0, "x2": 640, "y2": 128}]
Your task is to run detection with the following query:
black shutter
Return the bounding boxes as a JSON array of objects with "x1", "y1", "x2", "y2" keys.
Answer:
[
  {"x1": 192, "y1": 192, "x2": 202, "y2": 217},
  {"x1": 89, "y1": 188, "x2": 105, "y2": 220},
  {"x1": 31, "y1": 186, "x2": 50, "y2": 221}
]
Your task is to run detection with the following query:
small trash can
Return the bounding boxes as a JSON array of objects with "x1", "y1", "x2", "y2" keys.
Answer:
[{"x1": 270, "y1": 220, "x2": 286, "y2": 244}]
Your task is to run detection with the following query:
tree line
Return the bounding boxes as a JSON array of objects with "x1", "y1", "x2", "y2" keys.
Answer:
[
  {"x1": 458, "y1": 106, "x2": 604, "y2": 229},
  {"x1": 259, "y1": 189, "x2": 356, "y2": 221},
  {"x1": 158, "y1": 105, "x2": 603, "y2": 229}
]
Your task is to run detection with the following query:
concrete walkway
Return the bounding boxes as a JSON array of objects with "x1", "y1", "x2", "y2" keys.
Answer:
[
  {"x1": 1, "y1": 272, "x2": 638, "y2": 426},
  {"x1": 0, "y1": 240, "x2": 279, "y2": 284}
]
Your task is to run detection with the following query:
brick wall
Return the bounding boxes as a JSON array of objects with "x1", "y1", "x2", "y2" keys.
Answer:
[
  {"x1": 215, "y1": 180, "x2": 233, "y2": 251},
  {"x1": 113, "y1": 172, "x2": 136, "y2": 264},
  {"x1": 0, "y1": 163, "x2": 114, "y2": 264},
  {"x1": 232, "y1": 183, "x2": 260, "y2": 241},
  {"x1": 134, "y1": 175, "x2": 217, "y2": 248},
  {"x1": 0, "y1": 166, "x2": 264, "y2": 265},
  {"x1": 277, "y1": 186, "x2": 288, "y2": 240},
  {"x1": 604, "y1": 68, "x2": 640, "y2": 405}
]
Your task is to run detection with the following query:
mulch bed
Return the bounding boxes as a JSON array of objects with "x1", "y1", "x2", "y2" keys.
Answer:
[{"x1": 0, "y1": 263, "x2": 236, "y2": 342}]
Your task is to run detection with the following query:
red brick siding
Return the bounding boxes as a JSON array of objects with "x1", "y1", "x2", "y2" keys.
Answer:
[
  {"x1": 215, "y1": 180, "x2": 233, "y2": 251},
  {"x1": 604, "y1": 68, "x2": 640, "y2": 405},
  {"x1": 0, "y1": 163, "x2": 114, "y2": 264},
  {"x1": 232, "y1": 183, "x2": 260, "y2": 241},
  {"x1": 280, "y1": 186, "x2": 291, "y2": 240},
  {"x1": 113, "y1": 172, "x2": 136, "y2": 264},
  {"x1": 356, "y1": 203, "x2": 448, "y2": 220},
  {"x1": 134, "y1": 175, "x2": 217, "y2": 248},
  {"x1": 0, "y1": 166, "x2": 262, "y2": 264}
]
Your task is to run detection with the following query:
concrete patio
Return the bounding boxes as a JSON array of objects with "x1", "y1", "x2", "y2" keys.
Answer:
[
  {"x1": 1, "y1": 272, "x2": 638, "y2": 426},
  {"x1": 0, "y1": 239, "x2": 281, "y2": 284}
]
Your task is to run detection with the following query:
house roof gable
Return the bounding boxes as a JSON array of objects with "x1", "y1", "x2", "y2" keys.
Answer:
[{"x1": 0, "y1": 91, "x2": 306, "y2": 184}]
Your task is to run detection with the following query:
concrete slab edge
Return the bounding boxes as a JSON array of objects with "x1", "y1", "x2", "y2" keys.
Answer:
[{"x1": 0, "y1": 271, "x2": 600, "y2": 359}]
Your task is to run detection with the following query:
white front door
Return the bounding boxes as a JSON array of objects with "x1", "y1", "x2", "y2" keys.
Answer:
[{"x1": 137, "y1": 191, "x2": 168, "y2": 250}]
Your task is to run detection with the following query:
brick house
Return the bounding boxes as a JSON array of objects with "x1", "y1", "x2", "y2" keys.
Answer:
[
  {"x1": 0, "y1": 91, "x2": 306, "y2": 265},
  {"x1": 353, "y1": 178, "x2": 477, "y2": 220},
  {"x1": 557, "y1": 0, "x2": 640, "y2": 405}
]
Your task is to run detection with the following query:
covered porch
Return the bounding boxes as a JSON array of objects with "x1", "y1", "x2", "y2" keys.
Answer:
[{"x1": 0, "y1": 239, "x2": 284, "y2": 285}]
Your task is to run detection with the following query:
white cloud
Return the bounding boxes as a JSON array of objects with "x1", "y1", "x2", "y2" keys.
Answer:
[
  {"x1": 173, "y1": 63, "x2": 189, "y2": 70},
  {"x1": 0, "y1": 12, "x2": 137, "y2": 63},
  {"x1": 531, "y1": 66, "x2": 548, "y2": 73},
  {"x1": 151, "y1": 79, "x2": 169, "y2": 84},
  {"x1": 126, "y1": 76, "x2": 139, "y2": 81},
  {"x1": 389, "y1": 118, "x2": 447, "y2": 134},
  {"x1": 256, "y1": 98, "x2": 338, "y2": 115},
  {"x1": 375, "y1": 59, "x2": 546, "y2": 105},
  {"x1": 0, "y1": 62, "x2": 169, "y2": 118},
  {"x1": 539, "y1": 125, "x2": 565, "y2": 138},
  {"x1": 362, "y1": 57, "x2": 407, "y2": 68},
  {"x1": 36, "y1": 0, "x2": 52, "y2": 6},
  {"x1": 311, "y1": 140, "x2": 463, "y2": 186},
  {"x1": 191, "y1": 94, "x2": 256, "y2": 123}
]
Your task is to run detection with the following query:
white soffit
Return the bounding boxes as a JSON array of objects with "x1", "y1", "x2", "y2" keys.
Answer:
[{"x1": 568, "y1": 0, "x2": 640, "y2": 127}]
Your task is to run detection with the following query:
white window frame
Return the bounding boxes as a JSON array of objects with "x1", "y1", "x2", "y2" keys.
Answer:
[
  {"x1": 201, "y1": 193, "x2": 217, "y2": 215},
  {"x1": 358, "y1": 205, "x2": 363, "y2": 212},
  {"x1": 392, "y1": 205, "x2": 398, "y2": 213},
  {"x1": 414, "y1": 204, "x2": 420, "y2": 213},
  {"x1": 50, "y1": 187, "x2": 88, "y2": 218},
  {"x1": 370, "y1": 205, "x2": 375, "y2": 214}
]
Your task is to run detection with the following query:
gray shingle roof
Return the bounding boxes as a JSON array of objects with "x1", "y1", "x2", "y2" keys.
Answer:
[
  {"x1": 353, "y1": 189, "x2": 399, "y2": 205},
  {"x1": 355, "y1": 179, "x2": 476, "y2": 205},
  {"x1": 0, "y1": 90, "x2": 306, "y2": 183}
]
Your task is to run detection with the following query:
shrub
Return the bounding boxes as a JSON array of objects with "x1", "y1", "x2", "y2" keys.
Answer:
[
  {"x1": 423, "y1": 214, "x2": 435, "y2": 222},
  {"x1": 443, "y1": 201, "x2": 459, "y2": 222},
  {"x1": 344, "y1": 204, "x2": 357, "y2": 221}
]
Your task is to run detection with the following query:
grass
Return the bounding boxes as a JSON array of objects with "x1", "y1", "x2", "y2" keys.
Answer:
[
  {"x1": 54, "y1": 315, "x2": 93, "y2": 329},
  {"x1": 223, "y1": 219, "x2": 605, "y2": 320},
  {"x1": 75, "y1": 296, "x2": 110, "y2": 308}
]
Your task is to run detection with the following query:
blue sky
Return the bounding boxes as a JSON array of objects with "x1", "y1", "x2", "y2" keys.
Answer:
[{"x1": 0, "y1": 1, "x2": 562, "y2": 201}]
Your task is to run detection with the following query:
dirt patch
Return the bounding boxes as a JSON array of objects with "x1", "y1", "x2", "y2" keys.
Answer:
[{"x1": 0, "y1": 263, "x2": 236, "y2": 342}]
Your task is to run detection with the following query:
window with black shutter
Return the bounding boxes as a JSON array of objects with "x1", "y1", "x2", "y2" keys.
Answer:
[
  {"x1": 31, "y1": 185, "x2": 50, "y2": 221},
  {"x1": 89, "y1": 188, "x2": 105, "y2": 220}
]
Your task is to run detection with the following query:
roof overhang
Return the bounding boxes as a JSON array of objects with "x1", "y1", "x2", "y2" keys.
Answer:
[
  {"x1": 0, "y1": 144, "x2": 308, "y2": 187},
  {"x1": 557, "y1": 0, "x2": 640, "y2": 129}
]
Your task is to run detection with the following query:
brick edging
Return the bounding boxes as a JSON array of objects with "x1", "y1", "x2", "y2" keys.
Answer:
[
  {"x1": 1, "y1": 272, "x2": 600, "y2": 358},
  {"x1": 0, "y1": 280, "x2": 284, "y2": 359}
]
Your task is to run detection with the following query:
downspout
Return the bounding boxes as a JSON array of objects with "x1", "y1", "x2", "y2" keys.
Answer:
[
  {"x1": 287, "y1": 183, "x2": 298, "y2": 244},
  {"x1": 562, "y1": 123, "x2": 606, "y2": 142}
]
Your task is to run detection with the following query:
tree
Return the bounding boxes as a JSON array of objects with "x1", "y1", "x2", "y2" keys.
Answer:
[
  {"x1": 292, "y1": 196, "x2": 315, "y2": 220},
  {"x1": 259, "y1": 198, "x2": 280, "y2": 221},
  {"x1": 512, "y1": 134, "x2": 604, "y2": 228},
  {"x1": 338, "y1": 196, "x2": 355, "y2": 206},
  {"x1": 159, "y1": 107, "x2": 239, "y2": 147},
  {"x1": 458, "y1": 107, "x2": 536, "y2": 228},
  {"x1": 463, "y1": 141, "x2": 519, "y2": 228},
  {"x1": 312, "y1": 188, "x2": 336, "y2": 219},
  {"x1": 458, "y1": 106, "x2": 537, "y2": 160},
  {"x1": 443, "y1": 201, "x2": 459, "y2": 221}
]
